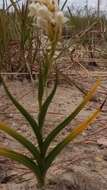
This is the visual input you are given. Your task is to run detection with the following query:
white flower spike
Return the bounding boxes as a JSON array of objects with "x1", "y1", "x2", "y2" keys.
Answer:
[{"x1": 29, "y1": 0, "x2": 67, "y2": 41}]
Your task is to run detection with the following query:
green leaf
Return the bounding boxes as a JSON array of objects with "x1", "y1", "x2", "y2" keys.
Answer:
[
  {"x1": 43, "y1": 79, "x2": 100, "y2": 154},
  {"x1": 45, "y1": 107, "x2": 101, "y2": 170},
  {"x1": 43, "y1": 53, "x2": 50, "y2": 84},
  {"x1": 0, "y1": 122, "x2": 41, "y2": 162},
  {"x1": 38, "y1": 76, "x2": 57, "y2": 129},
  {"x1": 0, "y1": 147, "x2": 41, "y2": 179},
  {"x1": 38, "y1": 64, "x2": 44, "y2": 110},
  {"x1": 61, "y1": 0, "x2": 68, "y2": 11},
  {"x1": 0, "y1": 76, "x2": 42, "y2": 148}
]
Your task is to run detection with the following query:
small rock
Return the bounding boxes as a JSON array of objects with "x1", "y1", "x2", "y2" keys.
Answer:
[{"x1": 97, "y1": 138, "x2": 107, "y2": 148}]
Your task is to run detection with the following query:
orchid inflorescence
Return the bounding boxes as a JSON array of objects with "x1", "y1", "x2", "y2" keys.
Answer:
[{"x1": 29, "y1": 0, "x2": 67, "y2": 41}]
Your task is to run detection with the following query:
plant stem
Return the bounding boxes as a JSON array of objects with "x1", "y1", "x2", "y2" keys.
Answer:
[{"x1": 37, "y1": 173, "x2": 46, "y2": 190}]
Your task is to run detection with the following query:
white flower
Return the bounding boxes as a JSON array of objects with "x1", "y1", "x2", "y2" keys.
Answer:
[
  {"x1": 38, "y1": 5, "x2": 53, "y2": 22},
  {"x1": 29, "y1": 3, "x2": 41, "y2": 17},
  {"x1": 39, "y1": 0, "x2": 58, "y2": 11},
  {"x1": 29, "y1": 0, "x2": 67, "y2": 41},
  {"x1": 55, "y1": 11, "x2": 65, "y2": 23}
]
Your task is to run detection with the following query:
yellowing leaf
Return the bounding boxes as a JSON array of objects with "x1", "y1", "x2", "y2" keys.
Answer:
[
  {"x1": 0, "y1": 122, "x2": 40, "y2": 161},
  {"x1": 64, "y1": 108, "x2": 100, "y2": 143},
  {"x1": 43, "y1": 79, "x2": 101, "y2": 154},
  {"x1": 83, "y1": 79, "x2": 100, "y2": 103},
  {"x1": 45, "y1": 107, "x2": 101, "y2": 170}
]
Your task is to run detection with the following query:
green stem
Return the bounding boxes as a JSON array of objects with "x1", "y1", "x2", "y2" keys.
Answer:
[
  {"x1": 36, "y1": 170, "x2": 47, "y2": 190},
  {"x1": 43, "y1": 39, "x2": 57, "y2": 85}
]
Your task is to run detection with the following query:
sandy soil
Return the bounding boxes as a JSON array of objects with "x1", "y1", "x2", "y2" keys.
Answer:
[{"x1": 0, "y1": 65, "x2": 107, "y2": 189}]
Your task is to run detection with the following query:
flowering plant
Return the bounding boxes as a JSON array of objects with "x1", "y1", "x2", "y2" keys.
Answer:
[
  {"x1": 29, "y1": 0, "x2": 67, "y2": 41},
  {"x1": 0, "y1": 1, "x2": 105, "y2": 189}
]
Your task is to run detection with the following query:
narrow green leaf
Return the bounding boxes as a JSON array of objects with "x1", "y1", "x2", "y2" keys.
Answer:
[
  {"x1": 38, "y1": 64, "x2": 44, "y2": 110},
  {"x1": 38, "y1": 76, "x2": 57, "y2": 128},
  {"x1": 45, "y1": 108, "x2": 101, "y2": 170},
  {"x1": 43, "y1": 79, "x2": 100, "y2": 154},
  {"x1": 0, "y1": 76, "x2": 42, "y2": 148},
  {"x1": 61, "y1": 0, "x2": 68, "y2": 11},
  {"x1": 0, "y1": 122, "x2": 41, "y2": 162},
  {"x1": 0, "y1": 147, "x2": 41, "y2": 179},
  {"x1": 43, "y1": 53, "x2": 50, "y2": 84}
]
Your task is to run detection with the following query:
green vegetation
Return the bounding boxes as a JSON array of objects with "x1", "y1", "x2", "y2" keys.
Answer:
[
  {"x1": 0, "y1": 1, "x2": 106, "y2": 188},
  {"x1": 0, "y1": 70, "x2": 103, "y2": 188}
]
